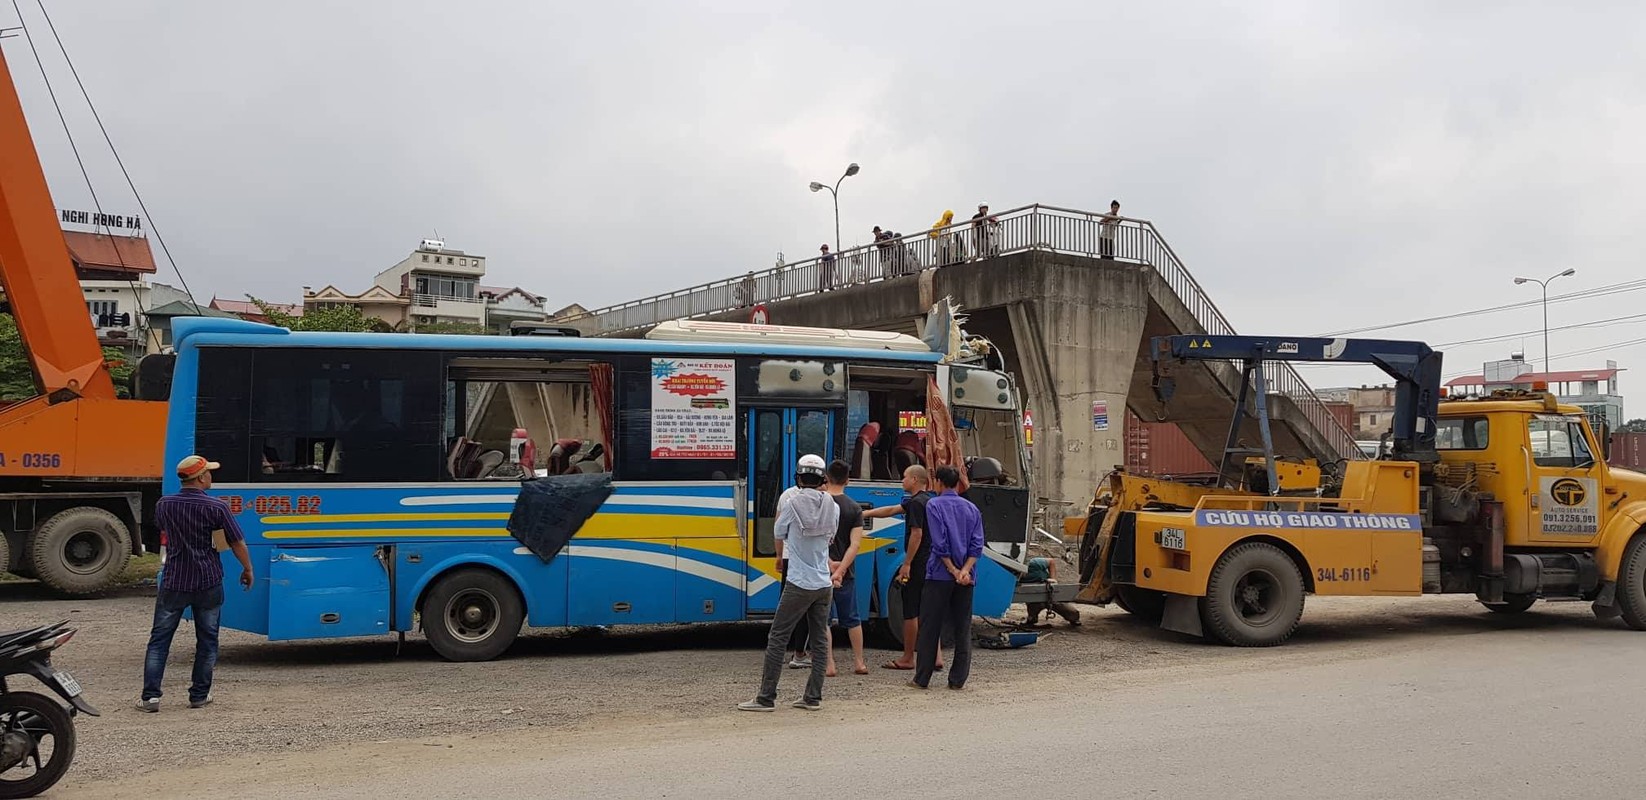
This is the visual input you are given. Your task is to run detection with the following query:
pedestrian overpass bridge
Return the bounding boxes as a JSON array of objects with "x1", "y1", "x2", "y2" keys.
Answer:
[{"x1": 558, "y1": 203, "x2": 1360, "y2": 511}]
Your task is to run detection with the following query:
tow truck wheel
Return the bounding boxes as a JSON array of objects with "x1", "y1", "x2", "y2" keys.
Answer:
[
  {"x1": 1200, "y1": 542, "x2": 1305, "y2": 647},
  {"x1": 1616, "y1": 534, "x2": 1646, "y2": 631},
  {"x1": 1481, "y1": 593, "x2": 1537, "y2": 614},
  {"x1": 421, "y1": 568, "x2": 524, "y2": 662},
  {"x1": 1114, "y1": 585, "x2": 1166, "y2": 624},
  {"x1": 27, "y1": 507, "x2": 131, "y2": 596}
]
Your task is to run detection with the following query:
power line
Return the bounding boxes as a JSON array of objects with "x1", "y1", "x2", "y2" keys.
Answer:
[
  {"x1": 32, "y1": 0, "x2": 201, "y2": 313},
  {"x1": 9, "y1": 0, "x2": 150, "y2": 321},
  {"x1": 1315, "y1": 277, "x2": 1646, "y2": 337},
  {"x1": 1433, "y1": 311, "x2": 1646, "y2": 348}
]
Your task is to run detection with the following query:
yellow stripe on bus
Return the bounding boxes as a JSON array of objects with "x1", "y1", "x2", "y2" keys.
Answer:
[{"x1": 261, "y1": 514, "x2": 739, "y2": 541}]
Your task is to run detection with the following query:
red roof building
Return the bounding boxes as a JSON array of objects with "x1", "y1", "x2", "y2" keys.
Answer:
[
  {"x1": 62, "y1": 230, "x2": 156, "y2": 280},
  {"x1": 209, "y1": 297, "x2": 302, "y2": 323}
]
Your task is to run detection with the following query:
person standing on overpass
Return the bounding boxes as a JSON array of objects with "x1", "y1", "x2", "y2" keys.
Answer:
[{"x1": 912, "y1": 464, "x2": 984, "y2": 690}]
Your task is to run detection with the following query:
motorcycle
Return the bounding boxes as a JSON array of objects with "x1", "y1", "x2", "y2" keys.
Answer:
[{"x1": 0, "y1": 622, "x2": 97, "y2": 799}]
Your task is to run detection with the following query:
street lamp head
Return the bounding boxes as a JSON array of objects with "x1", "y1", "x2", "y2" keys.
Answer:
[
  {"x1": 1513, "y1": 277, "x2": 1530, "y2": 284},
  {"x1": 844, "y1": 162, "x2": 860, "y2": 177},
  {"x1": 808, "y1": 182, "x2": 824, "y2": 192},
  {"x1": 1559, "y1": 268, "x2": 1576, "y2": 277}
]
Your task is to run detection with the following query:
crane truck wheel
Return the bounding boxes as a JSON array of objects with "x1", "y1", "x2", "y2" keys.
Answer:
[
  {"x1": 1199, "y1": 542, "x2": 1305, "y2": 647},
  {"x1": 28, "y1": 507, "x2": 132, "y2": 595},
  {"x1": 1480, "y1": 593, "x2": 1537, "y2": 614},
  {"x1": 1114, "y1": 585, "x2": 1166, "y2": 624},
  {"x1": 1616, "y1": 534, "x2": 1646, "y2": 632}
]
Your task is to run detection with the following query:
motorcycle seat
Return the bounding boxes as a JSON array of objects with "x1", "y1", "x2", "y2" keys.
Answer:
[{"x1": 0, "y1": 623, "x2": 63, "y2": 652}]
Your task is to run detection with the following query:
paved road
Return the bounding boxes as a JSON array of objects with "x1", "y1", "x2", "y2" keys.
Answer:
[{"x1": 64, "y1": 620, "x2": 1646, "y2": 799}]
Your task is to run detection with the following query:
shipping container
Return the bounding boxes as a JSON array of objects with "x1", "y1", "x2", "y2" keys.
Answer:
[
  {"x1": 1124, "y1": 412, "x2": 1216, "y2": 477},
  {"x1": 1613, "y1": 431, "x2": 1646, "y2": 472}
]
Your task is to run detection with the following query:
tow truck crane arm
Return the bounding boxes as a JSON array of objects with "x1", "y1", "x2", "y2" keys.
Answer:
[{"x1": 1150, "y1": 335, "x2": 1443, "y2": 489}]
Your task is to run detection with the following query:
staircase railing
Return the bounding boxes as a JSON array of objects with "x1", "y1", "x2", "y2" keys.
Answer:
[{"x1": 560, "y1": 203, "x2": 1361, "y2": 460}]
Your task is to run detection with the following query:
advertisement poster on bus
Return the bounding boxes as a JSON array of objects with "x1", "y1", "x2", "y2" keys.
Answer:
[{"x1": 651, "y1": 358, "x2": 736, "y2": 459}]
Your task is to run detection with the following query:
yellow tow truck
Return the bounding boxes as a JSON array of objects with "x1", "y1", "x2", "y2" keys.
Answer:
[{"x1": 1077, "y1": 335, "x2": 1646, "y2": 646}]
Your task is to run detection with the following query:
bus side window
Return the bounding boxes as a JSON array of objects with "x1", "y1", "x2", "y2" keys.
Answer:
[{"x1": 248, "y1": 348, "x2": 443, "y2": 483}]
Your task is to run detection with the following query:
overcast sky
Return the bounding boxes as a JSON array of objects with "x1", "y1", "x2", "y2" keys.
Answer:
[{"x1": 7, "y1": 1, "x2": 1646, "y2": 403}]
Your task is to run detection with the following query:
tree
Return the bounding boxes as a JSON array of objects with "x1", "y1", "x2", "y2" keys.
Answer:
[
  {"x1": 0, "y1": 311, "x2": 133, "y2": 400},
  {"x1": 249, "y1": 296, "x2": 375, "y2": 333},
  {"x1": 411, "y1": 320, "x2": 493, "y2": 336},
  {"x1": 0, "y1": 312, "x2": 34, "y2": 400},
  {"x1": 1621, "y1": 419, "x2": 1646, "y2": 433}
]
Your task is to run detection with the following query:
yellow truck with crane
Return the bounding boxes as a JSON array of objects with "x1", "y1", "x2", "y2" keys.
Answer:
[{"x1": 1077, "y1": 334, "x2": 1646, "y2": 646}]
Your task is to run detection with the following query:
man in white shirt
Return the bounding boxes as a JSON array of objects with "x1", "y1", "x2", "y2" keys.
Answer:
[{"x1": 739, "y1": 455, "x2": 839, "y2": 712}]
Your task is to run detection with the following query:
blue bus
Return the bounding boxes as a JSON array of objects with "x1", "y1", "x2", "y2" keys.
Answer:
[{"x1": 160, "y1": 314, "x2": 1031, "y2": 660}]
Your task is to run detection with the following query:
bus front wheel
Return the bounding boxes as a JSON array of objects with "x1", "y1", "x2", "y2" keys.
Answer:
[{"x1": 422, "y1": 568, "x2": 524, "y2": 662}]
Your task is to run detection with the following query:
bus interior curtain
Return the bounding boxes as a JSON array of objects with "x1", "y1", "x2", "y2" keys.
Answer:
[
  {"x1": 589, "y1": 363, "x2": 615, "y2": 466},
  {"x1": 507, "y1": 472, "x2": 615, "y2": 563},
  {"x1": 925, "y1": 375, "x2": 969, "y2": 494}
]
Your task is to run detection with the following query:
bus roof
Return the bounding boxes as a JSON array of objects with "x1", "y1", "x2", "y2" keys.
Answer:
[
  {"x1": 170, "y1": 317, "x2": 945, "y2": 364},
  {"x1": 645, "y1": 319, "x2": 931, "y2": 352}
]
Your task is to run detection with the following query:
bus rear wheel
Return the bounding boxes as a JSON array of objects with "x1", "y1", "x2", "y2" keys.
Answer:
[{"x1": 422, "y1": 568, "x2": 524, "y2": 662}]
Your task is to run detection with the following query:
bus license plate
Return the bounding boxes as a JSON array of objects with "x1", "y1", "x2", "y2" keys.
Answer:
[
  {"x1": 1158, "y1": 528, "x2": 1186, "y2": 551},
  {"x1": 54, "y1": 670, "x2": 82, "y2": 697}
]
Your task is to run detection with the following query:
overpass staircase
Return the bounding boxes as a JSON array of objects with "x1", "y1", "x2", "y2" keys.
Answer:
[{"x1": 559, "y1": 204, "x2": 1362, "y2": 473}]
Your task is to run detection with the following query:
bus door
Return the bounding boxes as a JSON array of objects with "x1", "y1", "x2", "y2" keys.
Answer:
[{"x1": 745, "y1": 407, "x2": 836, "y2": 615}]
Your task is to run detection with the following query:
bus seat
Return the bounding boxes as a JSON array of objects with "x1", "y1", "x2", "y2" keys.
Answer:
[
  {"x1": 473, "y1": 450, "x2": 506, "y2": 479},
  {"x1": 447, "y1": 437, "x2": 481, "y2": 479},
  {"x1": 893, "y1": 430, "x2": 924, "y2": 472},
  {"x1": 853, "y1": 422, "x2": 881, "y2": 479}
]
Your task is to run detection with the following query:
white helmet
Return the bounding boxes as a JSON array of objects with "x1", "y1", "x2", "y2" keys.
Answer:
[{"x1": 796, "y1": 454, "x2": 826, "y2": 477}]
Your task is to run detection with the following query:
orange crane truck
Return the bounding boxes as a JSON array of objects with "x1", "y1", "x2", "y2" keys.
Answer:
[{"x1": 0, "y1": 43, "x2": 166, "y2": 594}]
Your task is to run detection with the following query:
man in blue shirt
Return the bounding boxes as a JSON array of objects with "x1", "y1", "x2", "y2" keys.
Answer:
[
  {"x1": 138, "y1": 455, "x2": 254, "y2": 712},
  {"x1": 739, "y1": 455, "x2": 839, "y2": 712},
  {"x1": 913, "y1": 465, "x2": 984, "y2": 690}
]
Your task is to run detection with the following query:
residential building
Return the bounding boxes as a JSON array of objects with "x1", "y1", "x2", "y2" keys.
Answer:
[
  {"x1": 480, "y1": 285, "x2": 547, "y2": 334},
  {"x1": 375, "y1": 239, "x2": 488, "y2": 329},
  {"x1": 210, "y1": 297, "x2": 302, "y2": 324},
  {"x1": 1447, "y1": 353, "x2": 1625, "y2": 432},
  {"x1": 146, "y1": 299, "x2": 237, "y2": 350},
  {"x1": 297, "y1": 239, "x2": 551, "y2": 334},
  {"x1": 302, "y1": 284, "x2": 411, "y2": 329},
  {"x1": 1317, "y1": 385, "x2": 1397, "y2": 439}
]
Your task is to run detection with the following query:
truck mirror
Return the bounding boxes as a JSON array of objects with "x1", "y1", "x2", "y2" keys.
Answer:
[{"x1": 1601, "y1": 422, "x2": 1612, "y2": 462}]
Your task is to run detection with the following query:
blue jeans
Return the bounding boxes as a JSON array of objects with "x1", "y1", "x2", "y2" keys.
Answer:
[
  {"x1": 142, "y1": 585, "x2": 224, "y2": 703},
  {"x1": 831, "y1": 574, "x2": 861, "y2": 629}
]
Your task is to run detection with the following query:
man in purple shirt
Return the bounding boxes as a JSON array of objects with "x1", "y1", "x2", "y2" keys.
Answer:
[
  {"x1": 137, "y1": 455, "x2": 254, "y2": 712},
  {"x1": 912, "y1": 464, "x2": 985, "y2": 690}
]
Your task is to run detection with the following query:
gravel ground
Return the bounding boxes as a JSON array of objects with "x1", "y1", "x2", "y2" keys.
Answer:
[{"x1": 0, "y1": 579, "x2": 1609, "y2": 790}]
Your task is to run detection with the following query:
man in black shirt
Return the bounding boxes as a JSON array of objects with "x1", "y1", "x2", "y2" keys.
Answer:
[
  {"x1": 865, "y1": 464, "x2": 940, "y2": 671},
  {"x1": 824, "y1": 460, "x2": 868, "y2": 676}
]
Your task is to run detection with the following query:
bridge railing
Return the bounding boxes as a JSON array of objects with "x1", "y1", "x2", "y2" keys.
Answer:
[{"x1": 560, "y1": 203, "x2": 1360, "y2": 460}]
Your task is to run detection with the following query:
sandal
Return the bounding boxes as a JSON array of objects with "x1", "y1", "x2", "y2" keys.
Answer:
[
  {"x1": 881, "y1": 661, "x2": 914, "y2": 670},
  {"x1": 854, "y1": 666, "x2": 870, "y2": 675}
]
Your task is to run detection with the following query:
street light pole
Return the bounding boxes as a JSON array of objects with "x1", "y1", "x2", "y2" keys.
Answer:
[
  {"x1": 1513, "y1": 267, "x2": 1576, "y2": 373},
  {"x1": 808, "y1": 162, "x2": 859, "y2": 252}
]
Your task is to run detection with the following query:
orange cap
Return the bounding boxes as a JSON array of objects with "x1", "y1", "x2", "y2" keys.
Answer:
[{"x1": 176, "y1": 455, "x2": 221, "y2": 480}]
